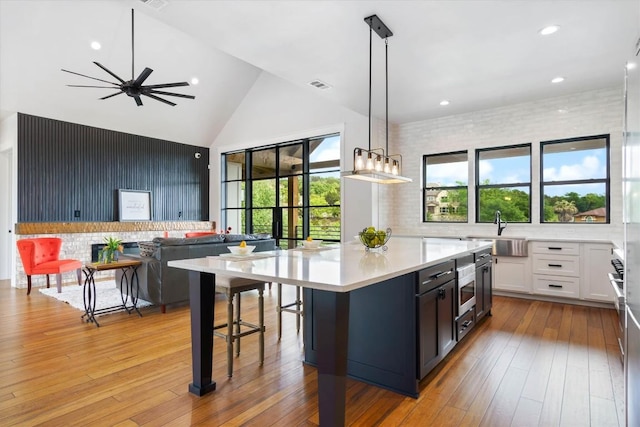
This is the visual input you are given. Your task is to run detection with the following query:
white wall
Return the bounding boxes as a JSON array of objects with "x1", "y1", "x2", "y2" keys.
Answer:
[
  {"x1": 0, "y1": 113, "x2": 17, "y2": 281},
  {"x1": 212, "y1": 71, "x2": 385, "y2": 239},
  {"x1": 212, "y1": 74, "x2": 625, "y2": 247},
  {"x1": 382, "y1": 86, "x2": 625, "y2": 247}
]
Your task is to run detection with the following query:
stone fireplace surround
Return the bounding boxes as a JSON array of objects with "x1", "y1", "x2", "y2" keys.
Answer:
[{"x1": 14, "y1": 221, "x2": 215, "y2": 290}]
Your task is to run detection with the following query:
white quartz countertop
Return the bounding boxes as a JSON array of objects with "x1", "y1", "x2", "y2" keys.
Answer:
[{"x1": 168, "y1": 237, "x2": 492, "y2": 293}]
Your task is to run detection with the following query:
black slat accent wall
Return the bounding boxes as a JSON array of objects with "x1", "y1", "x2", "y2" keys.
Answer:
[{"x1": 17, "y1": 113, "x2": 209, "y2": 222}]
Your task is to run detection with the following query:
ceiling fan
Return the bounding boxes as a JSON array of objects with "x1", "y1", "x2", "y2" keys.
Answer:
[{"x1": 61, "y1": 8, "x2": 195, "y2": 107}]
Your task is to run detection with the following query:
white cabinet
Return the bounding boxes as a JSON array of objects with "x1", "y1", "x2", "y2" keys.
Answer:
[
  {"x1": 529, "y1": 240, "x2": 613, "y2": 303},
  {"x1": 581, "y1": 243, "x2": 614, "y2": 302},
  {"x1": 532, "y1": 241, "x2": 580, "y2": 299},
  {"x1": 493, "y1": 256, "x2": 531, "y2": 294}
]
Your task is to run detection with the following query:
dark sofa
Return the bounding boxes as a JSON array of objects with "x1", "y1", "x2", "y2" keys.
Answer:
[{"x1": 117, "y1": 233, "x2": 276, "y2": 312}]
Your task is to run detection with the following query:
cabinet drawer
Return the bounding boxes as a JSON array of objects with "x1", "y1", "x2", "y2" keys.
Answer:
[
  {"x1": 533, "y1": 275, "x2": 580, "y2": 298},
  {"x1": 531, "y1": 241, "x2": 580, "y2": 256},
  {"x1": 417, "y1": 260, "x2": 455, "y2": 294},
  {"x1": 532, "y1": 255, "x2": 580, "y2": 277}
]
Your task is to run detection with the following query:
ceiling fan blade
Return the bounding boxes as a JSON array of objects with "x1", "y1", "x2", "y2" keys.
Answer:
[
  {"x1": 143, "y1": 82, "x2": 189, "y2": 89},
  {"x1": 133, "y1": 67, "x2": 153, "y2": 87},
  {"x1": 61, "y1": 69, "x2": 120, "y2": 86},
  {"x1": 100, "y1": 92, "x2": 124, "y2": 100},
  {"x1": 93, "y1": 62, "x2": 126, "y2": 84},
  {"x1": 67, "y1": 85, "x2": 120, "y2": 88},
  {"x1": 147, "y1": 89, "x2": 195, "y2": 99},
  {"x1": 134, "y1": 95, "x2": 143, "y2": 106},
  {"x1": 142, "y1": 92, "x2": 177, "y2": 106}
]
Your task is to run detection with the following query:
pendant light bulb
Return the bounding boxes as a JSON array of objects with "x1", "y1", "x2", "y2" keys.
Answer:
[
  {"x1": 375, "y1": 155, "x2": 383, "y2": 171},
  {"x1": 391, "y1": 160, "x2": 399, "y2": 175},
  {"x1": 365, "y1": 152, "x2": 374, "y2": 170},
  {"x1": 355, "y1": 149, "x2": 364, "y2": 170},
  {"x1": 383, "y1": 157, "x2": 391, "y2": 173}
]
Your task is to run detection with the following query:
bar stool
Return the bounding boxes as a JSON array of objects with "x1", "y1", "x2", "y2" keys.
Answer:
[
  {"x1": 276, "y1": 283, "x2": 303, "y2": 340},
  {"x1": 214, "y1": 276, "x2": 265, "y2": 378}
]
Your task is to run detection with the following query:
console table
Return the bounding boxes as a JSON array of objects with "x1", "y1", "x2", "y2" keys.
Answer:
[{"x1": 82, "y1": 259, "x2": 143, "y2": 327}]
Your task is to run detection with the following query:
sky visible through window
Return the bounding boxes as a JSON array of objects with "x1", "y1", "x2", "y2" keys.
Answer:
[
  {"x1": 310, "y1": 134, "x2": 341, "y2": 177},
  {"x1": 428, "y1": 149, "x2": 606, "y2": 197}
]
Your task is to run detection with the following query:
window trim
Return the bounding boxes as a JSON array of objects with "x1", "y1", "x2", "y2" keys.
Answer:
[
  {"x1": 423, "y1": 150, "x2": 469, "y2": 223},
  {"x1": 475, "y1": 143, "x2": 532, "y2": 223},
  {"x1": 539, "y1": 134, "x2": 610, "y2": 224}
]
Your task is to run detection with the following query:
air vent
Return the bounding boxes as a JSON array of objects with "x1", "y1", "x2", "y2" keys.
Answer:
[
  {"x1": 309, "y1": 79, "x2": 332, "y2": 90},
  {"x1": 139, "y1": 0, "x2": 169, "y2": 11}
]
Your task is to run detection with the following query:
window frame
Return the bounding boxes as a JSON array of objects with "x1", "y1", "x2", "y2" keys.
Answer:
[
  {"x1": 475, "y1": 143, "x2": 532, "y2": 223},
  {"x1": 539, "y1": 134, "x2": 610, "y2": 224},
  {"x1": 221, "y1": 133, "x2": 341, "y2": 247},
  {"x1": 422, "y1": 150, "x2": 469, "y2": 223}
]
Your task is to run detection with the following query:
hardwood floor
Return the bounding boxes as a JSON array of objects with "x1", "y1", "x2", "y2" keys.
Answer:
[{"x1": 0, "y1": 279, "x2": 624, "y2": 426}]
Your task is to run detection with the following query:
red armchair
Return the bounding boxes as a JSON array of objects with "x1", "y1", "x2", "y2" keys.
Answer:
[{"x1": 17, "y1": 238, "x2": 82, "y2": 295}]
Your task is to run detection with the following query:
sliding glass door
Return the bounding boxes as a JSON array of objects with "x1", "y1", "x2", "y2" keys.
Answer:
[{"x1": 222, "y1": 134, "x2": 340, "y2": 248}]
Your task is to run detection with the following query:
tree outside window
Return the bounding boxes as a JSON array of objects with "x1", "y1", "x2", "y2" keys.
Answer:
[
  {"x1": 541, "y1": 135, "x2": 609, "y2": 223},
  {"x1": 476, "y1": 145, "x2": 531, "y2": 223},
  {"x1": 423, "y1": 151, "x2": 468, "y2": 222}
]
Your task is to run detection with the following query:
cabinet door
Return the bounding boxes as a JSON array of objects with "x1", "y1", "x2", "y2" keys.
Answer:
[
  {"x1": 439, "y1": 280, "x2": 456, "y2": 359},
  {"x1": 581, "y1": 243, "x2": 614, "y2": 302},
  {"x1": 417, "y1": 279, "x2": 456, "y2": 379},
  {"x1": 477, "y1": 262, "x2": 492, "y2": 320},
  {"x1": 493, "y1": 256, "x2": 530, "y2": 293},
  {"x1": 418, "y1": 285, "x2": 440, "y2": 378}
]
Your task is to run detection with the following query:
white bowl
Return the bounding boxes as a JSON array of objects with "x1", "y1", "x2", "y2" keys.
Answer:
[
  {"x1": 302, "y1": 239, "x2": 322, "y2": 249},
  {"x1": 228, "y1": 245, "x2": 256, "y2": 255}
]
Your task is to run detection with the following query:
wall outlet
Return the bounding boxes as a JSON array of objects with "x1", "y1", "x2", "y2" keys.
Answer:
[{"x1": 74, "y1": 210, "x2": 80, "y2": 218}]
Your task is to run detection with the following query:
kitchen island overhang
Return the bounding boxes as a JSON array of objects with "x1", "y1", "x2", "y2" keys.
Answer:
[{"x1": 169, "y1": 237, "x2": 492, "y2": 426}]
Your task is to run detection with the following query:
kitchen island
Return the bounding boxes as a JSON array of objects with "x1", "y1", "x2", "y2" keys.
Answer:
[{"x1": 168, "y1": 236, "x2": 491, "y2": 426}]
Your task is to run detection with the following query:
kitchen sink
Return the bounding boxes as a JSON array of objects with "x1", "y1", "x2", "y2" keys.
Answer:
[{"x1": 466, "y1": 236, "x2": 528, "y2": 257}]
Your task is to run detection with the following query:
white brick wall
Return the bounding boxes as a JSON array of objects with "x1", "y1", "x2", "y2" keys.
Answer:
[{"x1": 380, "y1": 86, "x2": 624, "y2": 247}]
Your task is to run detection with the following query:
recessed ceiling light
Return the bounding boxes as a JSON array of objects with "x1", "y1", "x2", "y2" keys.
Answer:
[
  {"x1": 191, "y1": 77, "x2": 199, "y2": 85},
  {"x1": 627, "y1": 62, "x2": 637, "y2": 70},
  {"x1": 551, "y1": 77, "x2": 565, "y2": 83},
  {"x1": 439, "y1": 100, "x2": 450, "y2": 106},
  {"x1": 539, "y1": 25, "x2": 560, "y2": 36},
  {"x1": 558, "y1": 109, "x2": 568, "y2": 114},
  {"x1": 90, "y1": 41, "x2": 101, "y2": 50}
]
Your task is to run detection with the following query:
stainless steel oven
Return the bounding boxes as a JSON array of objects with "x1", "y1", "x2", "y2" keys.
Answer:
[
  {"x1": 457, "y1": 263, "x2": 476, "y2": 315},
  {"x1": 609, "y1": 256, "x2": 625, "y2": 362}
]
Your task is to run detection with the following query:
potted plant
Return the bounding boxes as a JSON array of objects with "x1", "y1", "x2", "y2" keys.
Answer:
[{"x1": 98, "y1": 236, "x2": 124, "y2": 263}]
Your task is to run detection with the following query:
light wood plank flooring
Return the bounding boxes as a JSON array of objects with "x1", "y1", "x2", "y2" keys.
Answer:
[{"x1": 0, "y1": 279, "x2": 624, "y2": 426}]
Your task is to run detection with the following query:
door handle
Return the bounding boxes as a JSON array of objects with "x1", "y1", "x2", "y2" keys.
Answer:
[{"x1": 438, "y1": 288, "x2": 446, "y2": 300}]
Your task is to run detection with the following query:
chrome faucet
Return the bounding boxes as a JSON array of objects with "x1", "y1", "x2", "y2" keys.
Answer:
[{"x1": 494, "y1": 210, "x2": 507, "y2": 236}]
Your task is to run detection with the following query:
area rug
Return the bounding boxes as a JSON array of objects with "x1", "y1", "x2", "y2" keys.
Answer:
[{"x1": 39, "y1": 281, "x2": 152, "y2": 313}]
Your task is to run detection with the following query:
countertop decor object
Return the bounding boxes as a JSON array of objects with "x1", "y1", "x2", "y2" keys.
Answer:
[{"x1": 359, "y1": 227, "x2": 392, "y2": 251}]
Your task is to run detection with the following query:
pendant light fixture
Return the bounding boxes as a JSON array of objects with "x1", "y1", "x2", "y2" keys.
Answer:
[{"x1": 343, "y1": 14, "x2": 412, "y2": 184}]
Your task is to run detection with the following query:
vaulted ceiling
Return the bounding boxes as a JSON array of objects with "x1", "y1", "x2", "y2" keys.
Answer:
[{"x1": 1, "y1": 0, "x2": 638, "y2": 148}]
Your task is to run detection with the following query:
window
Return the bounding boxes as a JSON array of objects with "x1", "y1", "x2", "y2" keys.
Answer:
[
  {"x1": 476, "y1": 145, "x2": 531, "y2": 223},
  {"x1": 222, "y1": 133, "x2": 341, "y2": 248},
  {"x1": 423, "y1": 151, "x2": 468, "y2": 222},
  {"x1": 540, "y1": 135, "x2": 609, "y2": 223}
]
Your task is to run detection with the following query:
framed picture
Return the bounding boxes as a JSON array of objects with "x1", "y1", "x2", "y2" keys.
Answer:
[{"x1": 118, "y1": 189, "x2": 152, "y2": 221}]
